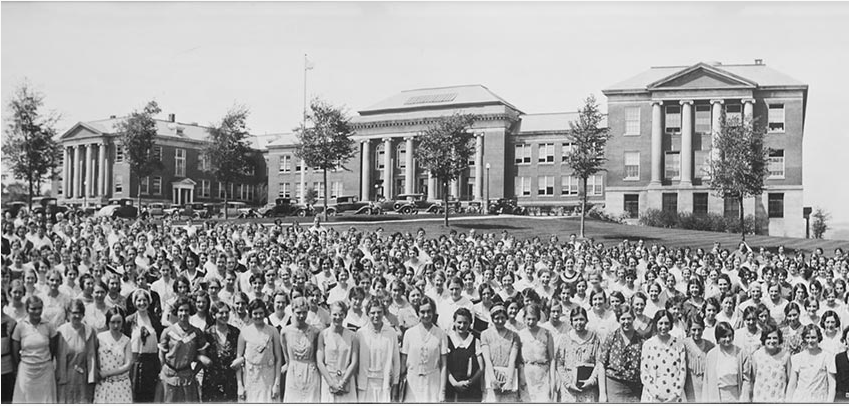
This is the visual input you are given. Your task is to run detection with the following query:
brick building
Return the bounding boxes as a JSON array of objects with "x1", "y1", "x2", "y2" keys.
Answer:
[
  {"x1": 55, "y1": 114, "x2": 269, "y2": 208},
  {"x1": 601, "y1": 61, "x2": 808, "y2": 237}
]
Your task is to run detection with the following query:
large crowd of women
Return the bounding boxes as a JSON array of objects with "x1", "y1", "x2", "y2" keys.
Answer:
[{"x1": 1, "y1": 209, "x2": 849, "y2": 403}]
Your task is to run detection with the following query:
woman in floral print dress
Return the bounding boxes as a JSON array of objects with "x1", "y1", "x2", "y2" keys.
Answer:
[
  {"x1": 640, "y1": 310, "x2": 687, "y2": 402},
  {"x1": 747, "y1": 324, "x2": 791, "y2": 402},
  {"x1": 555, "y1": 307, "x2": 602, "y2": 402}
]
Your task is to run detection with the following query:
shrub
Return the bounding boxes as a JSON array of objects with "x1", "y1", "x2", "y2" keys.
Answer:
[{"x1": 641, "y1": 210, "x2": 767, "y2": 235}]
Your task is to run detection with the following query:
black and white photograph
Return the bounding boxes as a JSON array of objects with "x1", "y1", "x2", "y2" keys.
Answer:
[{"x1": 2, "y1": 1, "x2": 848, "y2": 403}]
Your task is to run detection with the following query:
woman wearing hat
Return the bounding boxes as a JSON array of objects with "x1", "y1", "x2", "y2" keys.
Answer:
[{"x1": 480, "y1": 303, "x2": 519, "y2": 402}]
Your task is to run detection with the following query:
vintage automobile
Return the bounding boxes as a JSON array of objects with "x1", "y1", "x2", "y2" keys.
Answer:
[
  {"x1": 27, "y1": 197, "x2": 72, "y2": 221},
  {"x1": 381, "y1": 193, "x2": 435, "y2": 214},
  {"x1": 95, "y1": 203, "x2": 139, "y2": 219},
  {"x1": 2, "y1": 201, "x2": 27, "y2": 218},
  {"x1": 488, "y1": 198, "x2": 527, "y2": 215},
  {"x1": 261, "y1": 198, "x2": 313, "y2": 218},
  {"x1": 313, "y1": 195, "x2": 373, "y2": 216},
  {"x1": 142, "y1": 202, "x2": 170, "y2": 218},
  {"x1": 425, "y1": 199, "x2": 461, "y2": 214}
]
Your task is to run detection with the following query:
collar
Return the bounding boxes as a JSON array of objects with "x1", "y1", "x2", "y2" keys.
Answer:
[{"x1": 449, "y1": 330, "x2": 474, "y2": 349}]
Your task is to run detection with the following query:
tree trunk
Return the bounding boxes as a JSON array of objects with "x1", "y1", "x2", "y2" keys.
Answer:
[
  {"x1": 323, "y1": 168, "x2": 329, "y2": 222},
  {"x1": 443, "y1": 179, "x2": 449, "y2": 227},
  {"x1": 580, "y1": 176, "x2": 588, "y2": 239},
  {"x1": 224, "y1": 182, "x2": 229, "y2": 220},
  {"x1": 27, "y1": 176, "x2": 34, "y2": 212},
  {"x1": 739, "y1": 196, "x2": 745, "y2": 241},
  {"x1": 137, "y1": 179, "x2": 142, "y2": 216}
]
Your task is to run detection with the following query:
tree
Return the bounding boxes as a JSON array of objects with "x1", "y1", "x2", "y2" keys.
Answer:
[
  {"x1": 415, "y1": 113, "x2": 477, "y2": 227},
  {"x1": 563, "y1": 94, "x2": 611, "y2": 238},
  {"x1": 1, "y1": 181, "x2": 28, "y2": 204},
  {"x1": 116, "y1": 100, "x2": 163, "y2": 209},
  {"x1": 708, "y1": 112, "x2": 769, "y2": 240},
  {"x1": 2, "y1": 82, "x2": 62, "y2": 211},
  {"x1": 811, "y1": 208, "x2": 830, "y2": 239},
  {"x1": 295, "y1": 98, "x2": 356, "y2": 221},
  {"x1": 204, "y1": 105, "x2": 253, "y2": 219},
  {"x1": 303, "y1": 187, "x2": 318, "y2": 206}
]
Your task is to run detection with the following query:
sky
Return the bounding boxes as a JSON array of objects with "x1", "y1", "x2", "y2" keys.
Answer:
[{"x1": 2, "y1": 1, "x2": 848, "y2": 238}]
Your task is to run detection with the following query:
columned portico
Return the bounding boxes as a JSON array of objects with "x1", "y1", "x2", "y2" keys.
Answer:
[
  {"x1": 679, "y1": 100, "x2": 694, "y2": 187},
  {"x1": 404, "y1": 137, "x2": 414, "y2": 195},
  {"x1": 474, "y1": 133, "x2": 484, "y2": 201},
  {"x1": 382, "y1": 138, "x2": 392, "y2": 199},
  {"x1": 171, "y1": 179, "x2": 196, "y2": 206},
  {"x1": 650, "y1": 101, "x2": 663, "y2": 186},
  {"x1": 361, "y1": 140, "x2": 371, "y2": 201},
  {"x1": 85, "y1": 144, "x2": 94, "y2": 197},
  {"x1": 98, "y1": 142, "x2": 106, "y2": 196},
  {"x1": 63, "y1": 147, "x2": 71, "y2": 198}
]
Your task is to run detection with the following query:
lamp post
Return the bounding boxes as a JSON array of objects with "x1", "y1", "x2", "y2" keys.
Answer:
[{"x1": 485, "y1": 163, "x2": 490, "y2": 214}]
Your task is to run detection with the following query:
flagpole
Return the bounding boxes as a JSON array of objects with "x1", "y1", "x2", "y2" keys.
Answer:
[
  {"x1": 301, "y1": 53, "x2": 308, "y2": 205},
  {"x1": 303, "y1": 53, "x2": 308, "y2": 126}
]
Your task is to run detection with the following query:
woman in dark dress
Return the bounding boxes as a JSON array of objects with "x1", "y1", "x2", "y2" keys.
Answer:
[
  {"x1": 202, "y1": 301, "x2": 241, "y2": 402},
  {"x1": 446, "y1": 307, "x2": 484, "y2": 402},
  {"x1": 124, "y1": 289, "x2": 164, "y2": 403}
]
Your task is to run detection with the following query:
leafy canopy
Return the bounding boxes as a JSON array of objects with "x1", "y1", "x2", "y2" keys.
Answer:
[
  {"x1": 295, "y1": 98, "x2": 356, "y2": 171},
  {"x1": 414, "y1": 113, "x2": 477, "y2": 182},
  {"x1": 563, "y1": 94, "x2": 610, "y2": 180},
  {"x1": 117, "y1": 100, "x2": 163, "y2": 180},
  {"x1": 204, "y1": 105, "x2": 254, "y2": 192},
  {"x1": 708, "y1": 112, "x2": 769, "y2": 201}
]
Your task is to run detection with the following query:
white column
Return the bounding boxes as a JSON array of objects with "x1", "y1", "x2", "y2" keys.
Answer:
[
  {"x1": 84, "y1": 144, "x2": 93, "y2": 197},
  {"x1": 427, "y1": 172, "x2": 437, "y2": 201},
  {"x1": 710, "y1": 99, "x2": 724, "y2": 162},
  {"x1": 742, "y1": 98, "x2": 755, "y2": 129},
  {"x1": 98, "y1": 142, "x2": 106, "y2": 197},
  {"x1": 73, "y1": 145, "x2": 82, "y2": 198},
  {"x1": 450, "y1": 179, "x2": 459, "y2": 199},
  {"x1": 404, "y1": 137, "x2": 414, "y2": 195},
  {"x1": 650, "y1": 101, "x2": 663, "y2": 186},
  {"x1": 474, "y1": 133, "x2": 484, "y2": 201},
  {"x1": 360, "y1": 140, "x2": 371, "y2": 201},
  {"x1": 383, "y1": 138, "x2": 392, "y2": 199},
  {"x1": 63, "y1": 147, "x2": 71, "y2": 198},
  {"x1": 299, "y1": 159, "x2": 306, "y2": 205},
  {"x1": 680, "y1": 100, "x2": 694, "y2": 187},
  {"x1": 189, "y1": 187, "x2": 194, "y2": 203}
]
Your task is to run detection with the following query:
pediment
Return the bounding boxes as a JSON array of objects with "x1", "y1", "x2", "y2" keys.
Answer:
[
  {"x1": 648, "y1": 63, "x2": 756, "y2": 90},
  {"x1": 171, "y1": 178, "x2": 197, "y2": 186},
  {"x1": 60, "y1": 123, "x2": 103, "y2": 140}
]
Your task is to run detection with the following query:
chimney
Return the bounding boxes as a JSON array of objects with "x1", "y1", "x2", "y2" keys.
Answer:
[
  {"x1": 109, "y1": 115, "x2": 116, "y2": 119},
  {"x1": 168, "y1": 113, "x2": 176, "y2": 122},
  {"x1": 754, "y1": 59, "x2": 763, "y2": 65}
]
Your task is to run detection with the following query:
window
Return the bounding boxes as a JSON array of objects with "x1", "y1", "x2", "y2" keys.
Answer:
[
  {"x1": 140, "y1": 177, "x2": 149, "y2": 195},
  {"x1": 313, "y1": 182, "x2": 324, "y2": 198},
  {"x1": 693, "y1": 193, "x2": 708, "y2": 214},
  {"x1": 665, "y1": 105, "x2": 681, "y2": 134},
  {"x1": 198, "y1": 153, "x2": 210, "y2": 172},
  {"x1": 537, "y1": 176, "x2": 554, "y2": 196},
  {"x1": 561, "y1": 143, "x2": 575, "y2": 162},
  {"x1": 396, "y1": 143, "x2": 407, "y2": 169},
  {"x1": 695, "y1": 105, "x2": 711, "y2": 133},
  {"x1": 57, "y1": 178, "x2": 63, "y2": 195},
  {"x1": 115, "y1": 175, "x2": 123, "y2": 193},
  {"x1": 695, "y1": 150, "x2": 711, "y2": 180},
  {"x1": 515, "y1": 177, "x2": 531, "y2": 197},
  {"x1": 153, "y1": 146, "x2": 162, "y2": 161},
  {"x1": 515, "y1": 144, "x2": 531, "y2": 164},
  {"x1": 218, "y1": 182, "x2": 226, "y2": 199},
  {"x1": 538, "y1": 143, "x2": 555, "y2": 164},
  {"x1": 624, "y1": 194, "x2": 639, "y2": 218},
  {"x1": 768, "y1": 103, "x2": 785, "y2": 132},
  {"x1": 768, "y1": 193, "x2": 784, "y2": 218},
  {"x1": 295, "y1": 182, "x2": 302, "y2": 199},
  {"x1": 201, "y1": 180, "x2": 210, "y2": 198},
  {"x1": 625, "y1": 107, "x2": 641, "y2": 135},
  {"x1": 116, "y1": 145, "x2": 124, "y2": 163},
  {"x1": 175, "y1": 148, "x2": 186, "y2": 177},
  {"x1": 665, "y1": 151, "x2": 681, "y2": 180},
  {"x1": 295, "y1": 158, "x2": 303, "y2": 173},
  {"x1": 587, "y1": 174, "x2": 603, "y2": 196},
  {"x1": 561, "y1": 175, "x2": 579, "y2": 196},
  {"x1": 724, "y1": 197, "x2": 740, "y2": 219},
  {"x1": 247, "y1": 185, "x2": 254, "y2": 202},
  {"x1": 376, "y1": 144, "x2": 385, "y2": 170},
  {"x1": 152, "y1": 177, "x2": 161, "y2": 195},
  {"x1": 246, "y1": 164, "x2": 255, "y2": 176},
  {"x1": 768, "y1": 150, "x2": 785, "y2": 179},
  {"x1": 279, "y1": 183, "x2": 291, "y2": 198},
  {"x1": 279, "y1": 155, "x2": 291, "y2": 173},
  {"x1": 726, "y1": 104, "x2": 742, "y2": 125},
  {"x1": 331, "y1": 181, "x2": 343, "y2": 198},
  {"x1": 624, "y1": 152, "x2": 640, "y2": 180},
  {"x1": 662, "y1": 193, "x2": 678, "y2": 213}
]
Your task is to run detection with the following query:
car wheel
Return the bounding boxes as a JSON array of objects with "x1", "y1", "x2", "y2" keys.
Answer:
[
  {"x1": 327, "y1": 208, "x2": 337, "y2": 216},
  {"x1": 296, "y1": 209, "x2": 306, "y2": 217},
  {"x1": 401, "y1": 206, "x2": 412, "y2": 215}
]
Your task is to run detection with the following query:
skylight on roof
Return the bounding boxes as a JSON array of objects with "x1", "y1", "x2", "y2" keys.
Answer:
[{"x1": 404, "y1": 93, "x2": 458, "y2": 105}]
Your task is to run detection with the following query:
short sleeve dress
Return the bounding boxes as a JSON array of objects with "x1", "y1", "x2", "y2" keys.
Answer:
[
  {"x1": 93, "y1": 332, "x2": 132, "y2": 403},
  {"x1": 480, "y1": 326, "x2": 520, "y2": 402},
  {"x1": 401, "y1": 323, "x2": 449, "y2": 402},
  {"x1": 555, "y1": 330, "x2": 601, "y2": 403},
  {"x1": 640, "y1": 335, "x2": 687, "y2": 402},
  {"x1": 750, "y1": 347, "x2": 791, "y2": 402},
  {"x1": 159, "y1": 323, "x2": 206, "y2": 402},
  {"x1": 790, "y1": 349, "x2": 837, "y2": 403},
  {"x1": 281, "y1": 323, "x2": 321, "y2": 403}
]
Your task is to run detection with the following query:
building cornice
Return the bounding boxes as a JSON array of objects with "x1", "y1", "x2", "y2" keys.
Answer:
[{"x1": 351, "y1": 113, "x2": 517, "y2": 131}]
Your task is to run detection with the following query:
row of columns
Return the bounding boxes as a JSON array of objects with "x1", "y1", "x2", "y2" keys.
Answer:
[
  {"x1": 359, "y1": 134, "x2": 485, "y2": 201},
  {"x1": 63, "y1": 142, "x2": 109, "y2": 200},
  {"x1": 649, "y1": 98, "x2": 754, "y2": 187}
]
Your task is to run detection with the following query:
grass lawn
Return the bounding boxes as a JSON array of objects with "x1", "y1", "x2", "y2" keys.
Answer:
[{"x1": 173, "y1": 214, "x2": 847, "y2": 254}]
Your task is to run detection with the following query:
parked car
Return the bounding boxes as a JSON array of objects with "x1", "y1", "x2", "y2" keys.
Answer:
[
  {"x1": 488, "y1": 198, "x2": 526, "y2": 215},
  {"x1": 261, "y1": 198, "x2": 312, "y2": 218},
  {"x1": 142, "y1": 202, "x2": 170, "y2": 218},
  {"x1": 425, "y1": 199, "x2": 461, "y2": 214},
  {"x1": 382, "y1": 193, "x2": 434, "y2": 214},
  {"x1": 27, "y1": 197, "x2": 71, "y2": 221},
  {"x1": 313, "y1": 195, "x2": 372, "y2": 216},
  {"x1": 2, "y1": 201, "x2": 27, "y2": 218},
  {"x1": 95, "y1": 204, "x2": 139, "y2": 219}
]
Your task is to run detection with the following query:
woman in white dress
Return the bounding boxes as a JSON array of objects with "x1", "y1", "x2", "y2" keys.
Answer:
[
  {"x1": 317, "y1": 300, "x2": 359, "y2": 402},
  {"x1": 237, "y1": 298, "x2": 283, "y2": 402},
  {"x1": 281, "y1": 296, "x2": 321, "y2": 402},
  {"x1": 401, "y1": 295, "x2": 448, "y2": 402}
]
